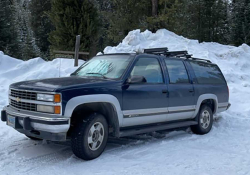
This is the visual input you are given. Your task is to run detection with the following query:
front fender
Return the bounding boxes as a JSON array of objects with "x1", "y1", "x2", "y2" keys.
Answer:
[{"x1": 64, "y1": 94, "x2": 123, "y2": 126}]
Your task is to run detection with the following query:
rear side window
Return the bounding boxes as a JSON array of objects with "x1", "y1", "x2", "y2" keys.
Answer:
[
  {"x1": 190, "y1": 61, "x2": 226, "y2": 84},
  {"x1": 165, "y1": 60, "x2": 189, "y2": 84}
]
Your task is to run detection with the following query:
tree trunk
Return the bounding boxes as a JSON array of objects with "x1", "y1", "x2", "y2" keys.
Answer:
[
  {"x1": 151, "y1": 0, "x2": 158, "y2": 17},
  {"x1": 198, "y1": 0, "x2": 201, "y2": 42}
]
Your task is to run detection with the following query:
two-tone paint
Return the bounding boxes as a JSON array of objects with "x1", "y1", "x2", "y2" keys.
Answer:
[{"x1": 7, "y1": 53, "x2": 230, "y2": 137}]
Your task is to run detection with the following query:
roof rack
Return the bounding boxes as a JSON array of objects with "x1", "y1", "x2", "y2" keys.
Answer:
[
  {"x1": 143, "y1": 47, "x2": 211, "y2": 63},
  {"x1": 165, "y1": 51, "x2": 192, "y2": 58},
  {"x1": 144, "y1": 47, "x2": 169, "y2": 55},
  {"x1": 188, "y1": 57, "x2": 212, "y2": 63}
]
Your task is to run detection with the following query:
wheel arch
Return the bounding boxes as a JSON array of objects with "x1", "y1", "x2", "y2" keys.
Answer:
[
  {"x1": 64, "y1": 94, "x2": 123, "y2": 137},
  {"x1": 194, "y1": 94, "x2": 218, "y2": 117}
]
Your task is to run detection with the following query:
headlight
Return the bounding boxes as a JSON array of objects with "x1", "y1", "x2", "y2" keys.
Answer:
[
  {"x1": 37, "y1": 94, "x2": 54, "y2": 102},
  {"x1": 37, "y1": 94, "x2": 61, "y2": 103},
  {"x1": 37, "y1": 105, "x2": 61, "y2": 114}
]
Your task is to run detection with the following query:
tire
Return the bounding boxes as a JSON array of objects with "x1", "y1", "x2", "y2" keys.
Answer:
[
  {"x1": 71, "y1": 113, "x2": 108, "y2": 160},
  {"x1": 25, "y1": 135, "x2": 43, "y2": 140},
  {"x1": 191, "y1": 105, "x2": 213, "y2": 135}
]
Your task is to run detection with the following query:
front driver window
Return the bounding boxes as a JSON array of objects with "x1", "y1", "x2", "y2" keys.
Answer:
[{"x1": 131, "y1": 57, "x2": 163, "y2": 83}]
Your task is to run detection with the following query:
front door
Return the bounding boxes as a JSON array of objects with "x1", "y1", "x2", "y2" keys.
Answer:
[
  {"x1": 164, "y1": 59, "x2": 195, "y2": 121},
  {"x1": 122, "y1": 56, "x2": 168, "y2": 127}
]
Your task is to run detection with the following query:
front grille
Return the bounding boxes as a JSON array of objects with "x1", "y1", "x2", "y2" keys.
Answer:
[
  {"x1": 10, "y1": 99, "x2": 36, "y2": 111},
  {"x1": 11, "y1": 89, "x2": 37, "y2": 100}
]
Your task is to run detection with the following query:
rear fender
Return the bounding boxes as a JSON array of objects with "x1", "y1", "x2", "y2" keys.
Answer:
[{"x1": 194, "y1": 94, "x2": 218, "y2": 117}]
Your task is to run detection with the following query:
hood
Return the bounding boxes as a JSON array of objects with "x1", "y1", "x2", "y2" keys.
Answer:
[{"x1": 10, "y1": 76, "x2": 115, "y2": 92}]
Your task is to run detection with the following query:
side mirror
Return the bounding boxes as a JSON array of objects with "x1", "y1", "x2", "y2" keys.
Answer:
[{"x1": 127, "y1": 75, "x2": 147, "y2": 84}]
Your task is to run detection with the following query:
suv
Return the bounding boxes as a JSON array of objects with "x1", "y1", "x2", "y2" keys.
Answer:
[{"x1": 1, "y1": 48, "x2": 230, "y2": 160}]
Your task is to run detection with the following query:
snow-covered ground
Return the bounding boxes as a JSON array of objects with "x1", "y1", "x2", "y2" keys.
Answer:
[{"x1": 1, "y1": 29, "x2": 250, "y2": 175}]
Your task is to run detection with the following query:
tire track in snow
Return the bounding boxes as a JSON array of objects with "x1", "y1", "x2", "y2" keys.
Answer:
[
  {"x1": 0, "y1": 129, "x2": 189, "y2": 175},
  {"x1": 1, "y1": 115, "x2": 250, "y2": 175}
]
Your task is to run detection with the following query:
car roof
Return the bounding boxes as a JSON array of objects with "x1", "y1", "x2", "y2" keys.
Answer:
[{"x1": 97, "y1": 48, "x2": 216, "y2": 65}]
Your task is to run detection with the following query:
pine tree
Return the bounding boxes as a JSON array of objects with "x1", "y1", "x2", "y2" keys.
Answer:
[
  {"x1": 12, "y1": 0, "x2": 39, "y2": 60},
  {"x1": 147, "y1": 0, "x2": 186, "y2": 33},
  {"x1": 170, "y1": 0, "x2": 229, "y2": 44},
  {"x1": 230, "y1": 0, "x2": 250, "y2": 46},
  {"x1": 212, "y1": 0, "x2": 229, "y2": 44},
  {"x1": 94, "y1": 0, "x2": 115, "y2": 49},
  {"x1": 29, "y1": 0, "x2": 53, "y2": 59},
  {"x1": 48, "y1": 0, "x2": 99, "y2": 56},
  {"x1": 103, "y1": 0, "x2": 150, "y2": 44},
  {"x1": 0, "y1": 0, "x2": 11, "y2": 52},
  {"x1": 0, "y1": 0, "x2": 19, "y2": 57}
]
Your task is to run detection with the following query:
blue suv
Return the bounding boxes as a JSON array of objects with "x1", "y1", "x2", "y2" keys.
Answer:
[{"x1": 1, "y1": 48, "x2": 230, "y2": 160}]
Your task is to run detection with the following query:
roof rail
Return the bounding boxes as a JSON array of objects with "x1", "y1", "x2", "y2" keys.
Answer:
[{"x1": 143, "y1": 47, "x2": 211, "y2": 63}]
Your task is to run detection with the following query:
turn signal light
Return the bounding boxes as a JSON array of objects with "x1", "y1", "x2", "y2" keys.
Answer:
[
  {"x1": 54, "y1": 94, "x2": 61, "y2": 103},
  {"x1": 54, "y1": 106, "x2": 61, "y2": 114}
]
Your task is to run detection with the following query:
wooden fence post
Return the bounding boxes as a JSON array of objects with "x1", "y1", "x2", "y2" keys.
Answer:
[{"x1": 74, "y1": 35, "x2": 81, "y2": 67}]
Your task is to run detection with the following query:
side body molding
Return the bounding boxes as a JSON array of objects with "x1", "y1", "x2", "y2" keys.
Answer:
[
  {"x1": 64, "y1": 94, "x2": 123, "y2": 126},
  {"x1": 193, "y1": 94, "x2": 218, "y2": 117}
]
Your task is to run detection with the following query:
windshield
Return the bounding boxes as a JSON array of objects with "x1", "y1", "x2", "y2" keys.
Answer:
[{"x1": 72, "y1": 55, "x2": 132, "y2": 79}]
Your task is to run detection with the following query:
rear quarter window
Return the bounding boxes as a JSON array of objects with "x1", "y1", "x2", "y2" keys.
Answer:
[{"x1": 189, "y1": 61, "x2": 226, "y2": 84}]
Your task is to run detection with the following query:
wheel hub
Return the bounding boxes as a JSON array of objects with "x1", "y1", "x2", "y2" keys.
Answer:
[
  {"x1": 92, "y1": 130, "x2": 100, "y2": 142},
  {"x1": 87, "y1": 122, "x2": 104, "y2": 151},
  {"x1": 203, "y1": 116, "x2": 207, "y2": 123},
  {"x1": 200, "y1": 110, "x2": 210, "y2": 129}
]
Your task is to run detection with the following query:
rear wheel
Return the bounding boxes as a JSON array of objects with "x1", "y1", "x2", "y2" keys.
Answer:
[
  {"x1": 191, "y1": 105, "x2": 213, "y2": 135},
  {"x1": 71, "y1": 113, "x2": 108, "y2": 160}
]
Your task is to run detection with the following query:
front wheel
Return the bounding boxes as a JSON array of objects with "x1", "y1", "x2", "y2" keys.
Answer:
[
  {"x1": 71, "y1": 113, "x2": 108, "y2": 160},
  {"x1": 191, "y1": 105, "x2": 213, "y2": 135}
]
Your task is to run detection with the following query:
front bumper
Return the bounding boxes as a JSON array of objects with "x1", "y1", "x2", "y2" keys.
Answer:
[{"x1": 1, "y1": 106, "x2": 70, "y2": 141}]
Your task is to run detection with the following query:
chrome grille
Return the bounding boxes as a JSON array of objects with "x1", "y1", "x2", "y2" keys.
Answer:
[
  {"x1": 11, "y1": 89, "x2": 37, "y2": 100},
  {"x1": 10, "y1": 99, "x2": 36, "y2": 111}
]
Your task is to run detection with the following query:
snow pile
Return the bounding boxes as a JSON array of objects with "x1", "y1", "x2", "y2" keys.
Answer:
[
  {"x1": 0, "y1": 55, "x2": 84, "y2": 109},
  {"x1": 104, "y1": 29, "x2": 250, "y2": 116},
  {"x1": 0, "y1": 51, "x2": 22, "y2": 73},
  {"x1": 1, "y1": 29, "x2": 250, "y2": 175}
]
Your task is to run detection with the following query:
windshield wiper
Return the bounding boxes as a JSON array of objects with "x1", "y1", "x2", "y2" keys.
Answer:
[{"x1": 86, "y1": 73, "x2": 109, "y2": 79}]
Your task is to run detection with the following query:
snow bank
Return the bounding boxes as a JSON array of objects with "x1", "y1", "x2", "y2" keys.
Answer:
[
  {"x1": 0, "y1": 54, "x2": 84, "y2": 109},
  {"x1": 0, "y1": 51, "x2": 22, "y2": 73}
]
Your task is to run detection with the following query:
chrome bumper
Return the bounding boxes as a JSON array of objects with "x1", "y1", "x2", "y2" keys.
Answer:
[{"x1": 2, "y1": 105, "x2": 70, "y2": 134}]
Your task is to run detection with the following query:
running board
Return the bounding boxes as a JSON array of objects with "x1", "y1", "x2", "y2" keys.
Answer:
[{"x1": 119, "y1": 121, "x2": 198, "y2": 137}]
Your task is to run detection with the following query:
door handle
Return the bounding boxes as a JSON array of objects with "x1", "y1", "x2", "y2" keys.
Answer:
[
  {"x1": 162, "y1": 89, "x2": 168, "y2": 94},
  {"x1": 189, "y1": 89, "x2": 194, "y2": 93}
]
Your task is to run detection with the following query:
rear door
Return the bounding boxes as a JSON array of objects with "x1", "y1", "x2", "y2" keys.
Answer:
[{"x1": 164, "y1": 59, "x2": 196, "y2": 120}]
